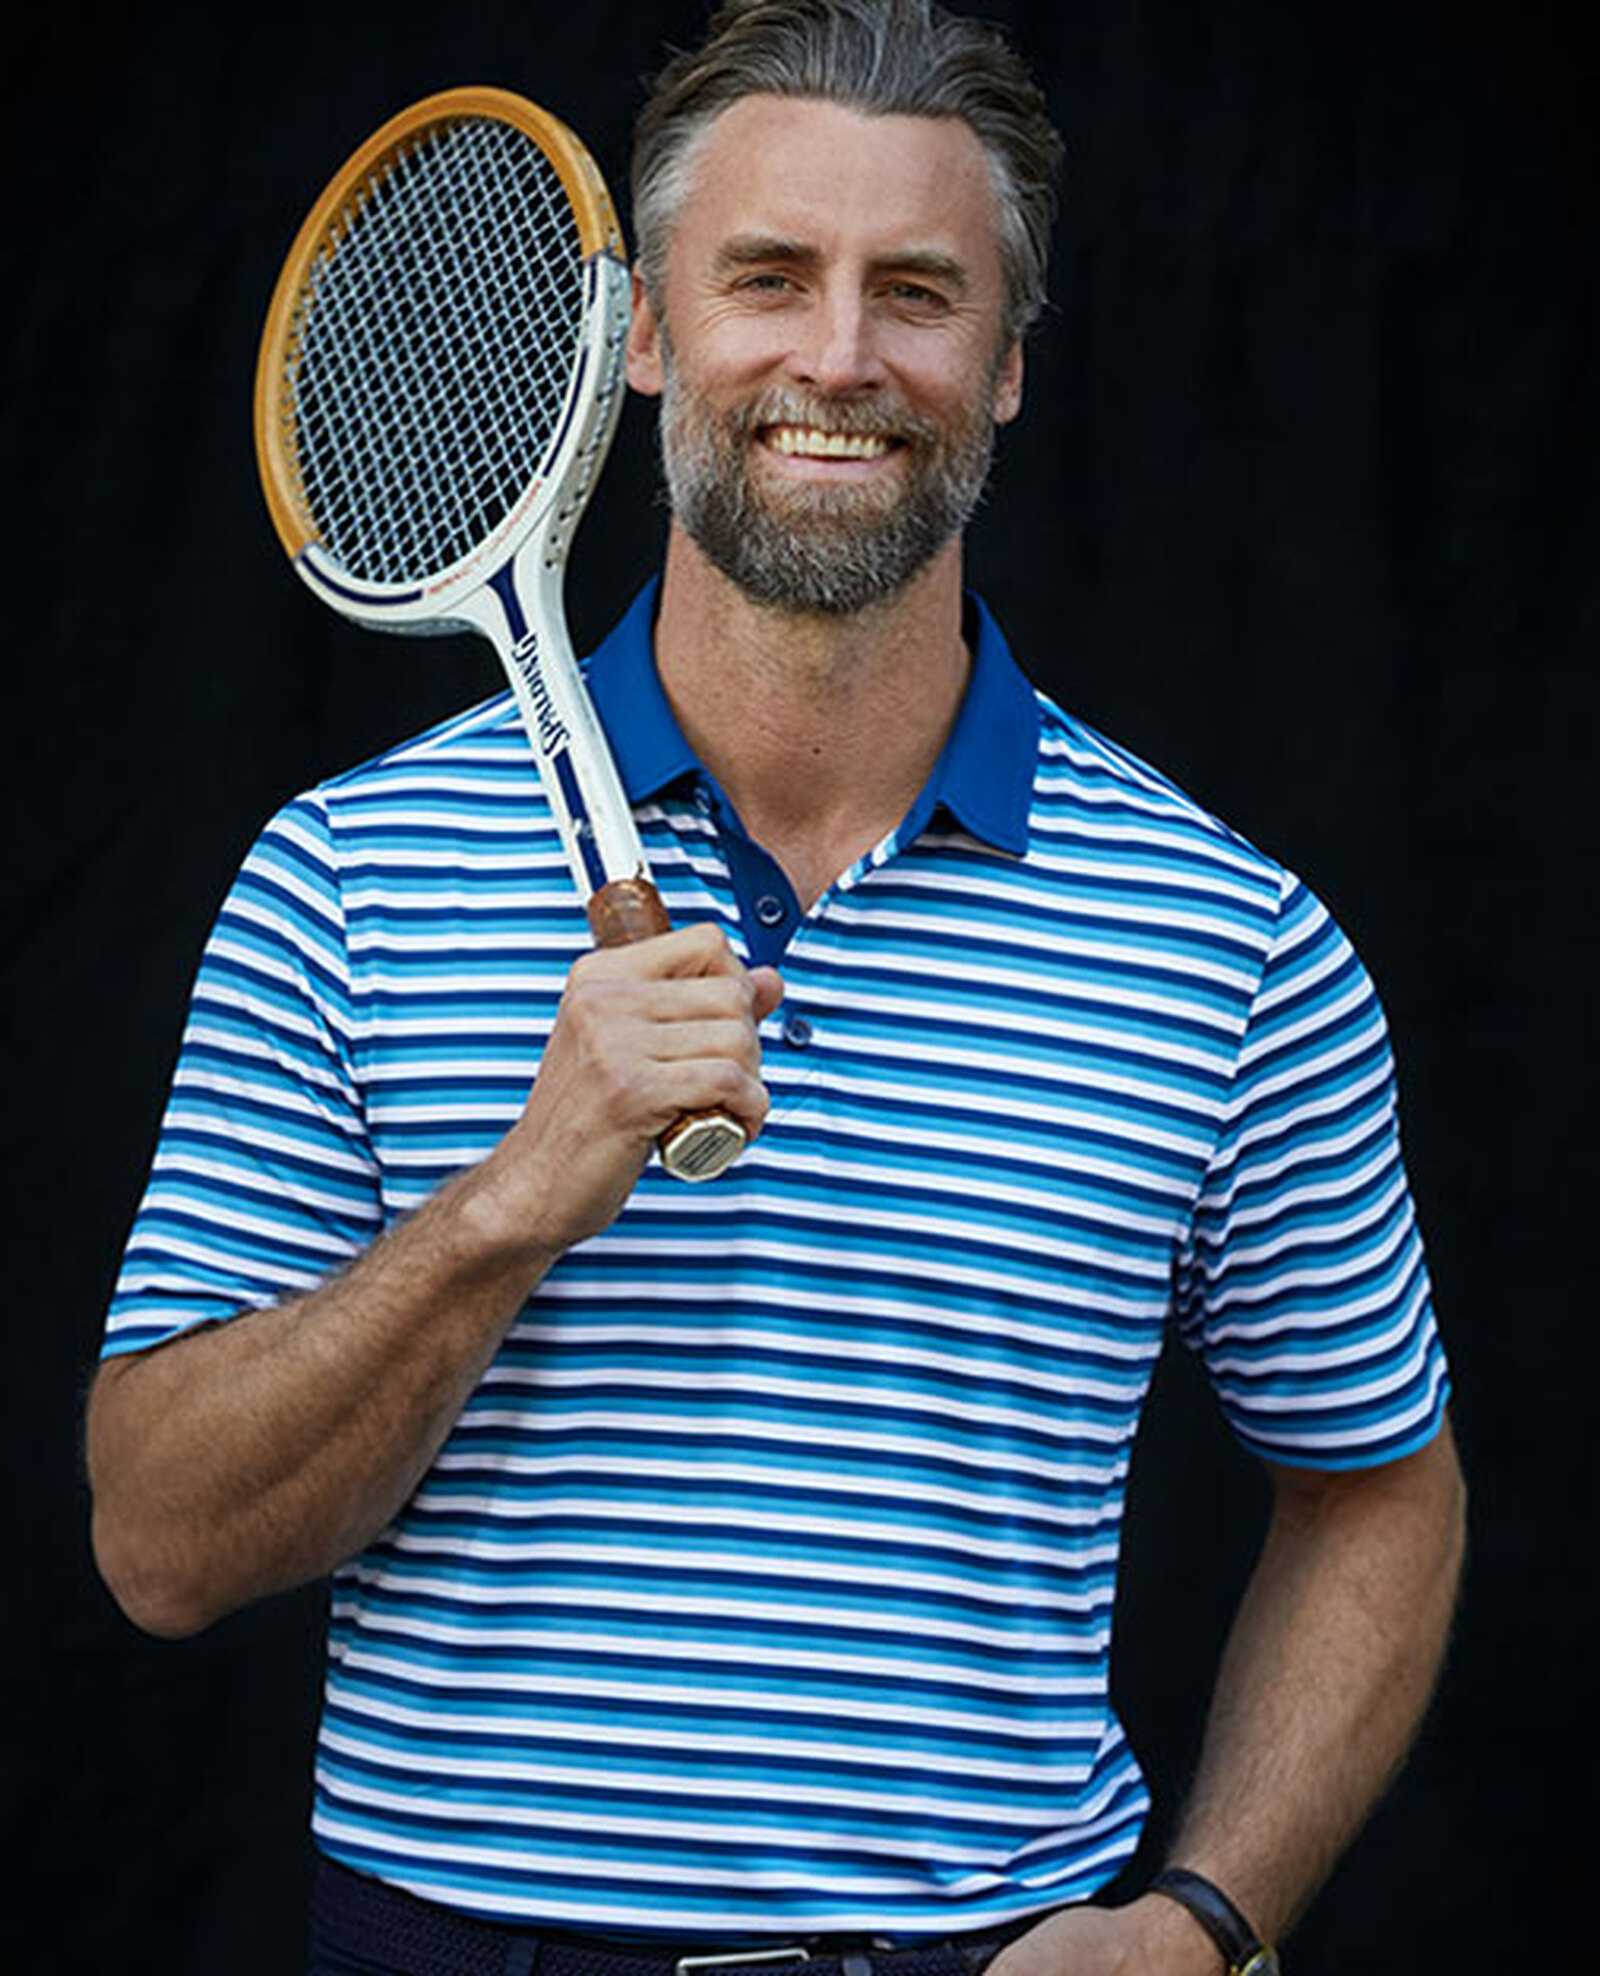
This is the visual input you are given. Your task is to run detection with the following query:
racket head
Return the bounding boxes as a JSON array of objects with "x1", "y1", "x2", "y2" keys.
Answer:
[{"x1": 253, "y1": 86, "x2": 627, "y2": 629}]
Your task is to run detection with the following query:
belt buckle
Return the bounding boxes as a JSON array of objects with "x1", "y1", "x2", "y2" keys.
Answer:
[{"x1": 676, "y1": 1951, "x2": 813, "y2": 1976}]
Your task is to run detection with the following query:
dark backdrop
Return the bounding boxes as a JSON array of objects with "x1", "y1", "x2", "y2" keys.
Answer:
[{"x1": 8, "y1": 2, "x2": 1594, "y2": 1968}]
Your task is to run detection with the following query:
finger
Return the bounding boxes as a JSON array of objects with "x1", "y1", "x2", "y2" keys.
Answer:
[
  {"x1": 575, "y1": 920, "x2": 740, "y2": 983},
  {"x1": 647, "y1": 1057, "x2": 772, "y2": 1139},
  {"x1": 564, "y1": 971, "x2": 763, "y2": 1033},
  {"x1": 637, "y1": 1015, "x2": 766, "y2": 1071}
]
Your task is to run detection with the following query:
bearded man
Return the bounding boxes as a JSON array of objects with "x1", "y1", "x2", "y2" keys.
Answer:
[{"x1": 90, "y1": 6, "x2": 1464, "y2": 1975}]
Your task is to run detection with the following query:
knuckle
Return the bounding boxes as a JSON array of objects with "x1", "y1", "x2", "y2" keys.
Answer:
[
  {"x1": 567, "y1": 947, "x2": 609, "y2": 985},
  {"x1": 707, "y1": 979, "x2": 750, "y2": 1019},
  {"x1": 591, "y1": 1052, "x2": 634, "y2": 1104},
  {"x1": 561, "y1": 959, "x2": 617, "y2": 1024},
  {"x1": 702, "y1": 1059, "x2": 746, "y2": 1105},
  {"x1": 697, "y1": 919, "x2": 745, "y2": 961},
  {"x1": 558, "y1": 979, "x2": 611, "y2": 1041}
]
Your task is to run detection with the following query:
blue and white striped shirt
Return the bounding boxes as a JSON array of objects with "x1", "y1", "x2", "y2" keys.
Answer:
[{"x1": 105, "y1": 586, "x2": 1449, "y2": 1934}]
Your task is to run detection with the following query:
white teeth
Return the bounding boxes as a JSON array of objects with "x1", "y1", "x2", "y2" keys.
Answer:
[{"x1": 768, "y1": 426, "x2": 891, "y2": 459}]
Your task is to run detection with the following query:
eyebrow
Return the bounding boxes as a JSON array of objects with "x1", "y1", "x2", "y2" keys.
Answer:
[{"x1": 711, "y1": 233, "x2": 972, "y2": 293}]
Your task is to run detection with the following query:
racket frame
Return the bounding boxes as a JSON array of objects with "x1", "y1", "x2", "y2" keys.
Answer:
[{"x1": 253, "y1": 88, "x2": 747, "y2": 1183}]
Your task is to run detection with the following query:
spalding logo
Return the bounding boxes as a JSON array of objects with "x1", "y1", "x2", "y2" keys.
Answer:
[{"x1": 512, "y1": 630, "x2": 570, "y2": 756}]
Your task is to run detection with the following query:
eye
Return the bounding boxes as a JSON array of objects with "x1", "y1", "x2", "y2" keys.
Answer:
[{"x1": 885, "y1": 279, "x2": 952, "y2": 315}]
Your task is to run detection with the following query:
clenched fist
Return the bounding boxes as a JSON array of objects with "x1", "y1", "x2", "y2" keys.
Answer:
[{"x1": 466, "y1": 922, "x2": 785, "y2": 1260}]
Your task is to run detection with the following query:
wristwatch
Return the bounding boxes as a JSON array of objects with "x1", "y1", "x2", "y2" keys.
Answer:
[{"x1": 1148, "y1": 1868, "x2": 1281, "y2": 1976}]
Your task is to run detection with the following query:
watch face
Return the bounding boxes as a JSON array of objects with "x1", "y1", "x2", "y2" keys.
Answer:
[{"x1": 1236, "y1": 1953, "x2": 1281, "y2": 1976}]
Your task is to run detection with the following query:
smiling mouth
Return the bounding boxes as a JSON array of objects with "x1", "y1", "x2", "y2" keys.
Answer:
[{"x1": 762, "y1": 424, "x2": 899, "y2": 461}]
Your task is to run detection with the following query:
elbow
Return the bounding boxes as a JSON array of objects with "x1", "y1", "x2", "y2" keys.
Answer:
[
  {"x1": 86, "y1": 1355, "x2": 235, "y2": 1639},
  {"x1": 90, "y1": 1502, "x2": 221, "y2": 1640},
  {"x1": 112, "y1": 1590, "x2": 216, "y2": 1644}
]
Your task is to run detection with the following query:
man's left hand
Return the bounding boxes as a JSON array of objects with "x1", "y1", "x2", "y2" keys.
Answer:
[{"x1": 985, "y1": 1897, "x2": 1222, "y2": 1976}]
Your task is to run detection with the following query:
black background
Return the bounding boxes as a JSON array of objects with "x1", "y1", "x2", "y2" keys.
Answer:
[{"x1": 8, "y1": 1, "x2": 1595, "y2": 1968}]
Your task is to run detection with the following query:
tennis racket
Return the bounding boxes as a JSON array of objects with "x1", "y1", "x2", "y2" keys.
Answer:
[{"x1": 254, "y1": 86, "x2": 746, "y2": 1183}]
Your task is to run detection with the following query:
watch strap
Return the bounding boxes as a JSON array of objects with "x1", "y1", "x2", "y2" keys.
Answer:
[{"x1": 1147, "y1": 1868, "x2": 1278, "y2": 1975}]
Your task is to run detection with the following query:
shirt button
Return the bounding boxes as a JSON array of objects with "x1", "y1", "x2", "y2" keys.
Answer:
[
  {"x1": 755, "y1": 894, "x2": 787, "y2": 927},
  {"x1": 782, "y1": 1013, "x2": 814, "y2": 1049}
]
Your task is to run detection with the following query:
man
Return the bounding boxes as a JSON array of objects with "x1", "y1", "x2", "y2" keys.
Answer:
[{"x1": 90, "y1": 4, "x2": 1465, "y2": 1973}]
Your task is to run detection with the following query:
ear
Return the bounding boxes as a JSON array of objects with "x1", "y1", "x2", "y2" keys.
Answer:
[
  {"x1": 991, "y1": 338, "x2": 1024, "y2": 425},
  {"x1": 626, "y1": 264, "x2": 665, "y2": 398}
]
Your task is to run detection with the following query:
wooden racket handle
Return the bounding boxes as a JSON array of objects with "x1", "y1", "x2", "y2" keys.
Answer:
[{"x1": 585, "y1": 877, "x2": 749, "y2": 1183}]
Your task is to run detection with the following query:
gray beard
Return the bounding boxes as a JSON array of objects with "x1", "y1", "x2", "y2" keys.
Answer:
[{"x1": 657, "y1": 360, "x2": 999, "y2": 617}]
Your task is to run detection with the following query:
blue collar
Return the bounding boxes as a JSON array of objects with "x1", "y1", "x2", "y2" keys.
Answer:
[{"x1": 582, "y1": 580, "x2": 1038, "y2": 856}]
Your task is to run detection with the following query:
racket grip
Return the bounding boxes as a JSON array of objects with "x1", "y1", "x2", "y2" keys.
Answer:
[{"x1": 585, "y1": 877, "x2": 749, "y2": 1183}]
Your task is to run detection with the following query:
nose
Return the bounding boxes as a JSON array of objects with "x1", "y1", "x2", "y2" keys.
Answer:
[{"x1": 785, "y1": 281, "x2": 886, "y2": 397}]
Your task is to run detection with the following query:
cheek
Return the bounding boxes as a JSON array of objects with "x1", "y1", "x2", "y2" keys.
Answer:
[
  {"x1": 701, "y1": 323, "x2": 802, "y2": 388},
  {"x1": 873, "y1": 323, "x2": 997, "y2": 399},
  {"x1": 676, "y1": 291, "x2": 795, "y2": 357}
]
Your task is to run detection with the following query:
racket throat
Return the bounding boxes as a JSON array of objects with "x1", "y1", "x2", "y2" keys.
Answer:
[
  {"x1": 462, "y1": 563, "x2": 647, "y2": 903},
  {"x1": 491, "y1": 566, "x2": 576, "y2": 759}
]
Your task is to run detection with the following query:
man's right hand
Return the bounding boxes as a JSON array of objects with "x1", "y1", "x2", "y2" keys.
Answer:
[{"x1": 467, "y1": 920, "x2": 785, "y2": 1258}]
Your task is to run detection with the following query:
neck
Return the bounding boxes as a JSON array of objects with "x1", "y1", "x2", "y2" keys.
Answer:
[{"x1": 652, "y1": 525, "x2": 972, "y2": 907}]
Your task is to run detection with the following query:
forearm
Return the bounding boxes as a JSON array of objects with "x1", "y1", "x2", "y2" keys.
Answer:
[
  {"x1": 90, "y1": 929, "x2": 781, "y2": 1641},
  {"x1": 88, "y1": 1153, "x2": 560, "y2": 1638},
  {"x1": 1163, "y1": 1420, "x2": 1467, "y2": 1946},
  {"x1": 989, "y1": 1423, "x2": 1465, "y2": 1976}
]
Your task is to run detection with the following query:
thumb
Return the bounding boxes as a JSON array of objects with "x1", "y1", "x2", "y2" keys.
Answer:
[{"x1": 750, "y1": 967, "x2": 786, "y2": 1023}]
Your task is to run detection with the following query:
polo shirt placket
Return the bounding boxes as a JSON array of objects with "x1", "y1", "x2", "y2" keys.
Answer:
[{"x1": 583, "y1": 579, "x2": 1042, "y2": 1113}]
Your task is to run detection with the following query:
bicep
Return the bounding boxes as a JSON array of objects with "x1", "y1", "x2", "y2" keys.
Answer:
[
  {"x1": 1183, "y1": 880, "x2": 1452, "y2": 1472},
  {"x1": 1259, "y1": 1413, "x2": 1467, "y2": 1562}
]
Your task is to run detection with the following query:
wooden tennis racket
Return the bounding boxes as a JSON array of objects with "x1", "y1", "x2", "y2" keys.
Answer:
[{"x1": 254, "y1": 87, "x2": 746, "y2": 1183}]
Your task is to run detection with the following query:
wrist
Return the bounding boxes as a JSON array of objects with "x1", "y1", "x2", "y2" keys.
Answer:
[
  {"x1": 1118, "y1": 1894, "x2": 1232, "y2": 1976},
  {"x1": 439, "y1": 1142, "x2": 571, "y2": 1277},
  {"x1": 1144, "y1": 1870, "x2": 1280, "y2": 1976}
]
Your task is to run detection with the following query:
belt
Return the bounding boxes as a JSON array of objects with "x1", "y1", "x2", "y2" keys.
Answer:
[{"x1": 311, "y1": 1858, "x2": 1044, "y2": 1976}]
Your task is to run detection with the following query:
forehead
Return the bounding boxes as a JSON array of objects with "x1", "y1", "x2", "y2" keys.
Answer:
[{"x1": 669, "y1": 94, "x2": 1006, "y2": 285}]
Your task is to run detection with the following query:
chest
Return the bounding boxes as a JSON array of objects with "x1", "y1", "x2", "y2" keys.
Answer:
[{"x1": 342, "y1": 803, "x2": 1256, "y2": 1339}]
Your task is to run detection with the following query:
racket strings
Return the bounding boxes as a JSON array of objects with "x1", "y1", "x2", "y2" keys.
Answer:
[{"x1": 283, "y1": 117, "x2": 587, "y2": 585}]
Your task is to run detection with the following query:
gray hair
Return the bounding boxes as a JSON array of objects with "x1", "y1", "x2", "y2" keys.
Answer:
[{"x1": 630, "y1": 0, "x2": 1064, "y2": 342}]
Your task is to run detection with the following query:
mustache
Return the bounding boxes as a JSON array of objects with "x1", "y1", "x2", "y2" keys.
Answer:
[{"x1": 731, "y1": 387, "x2": 939, "y2": 446}]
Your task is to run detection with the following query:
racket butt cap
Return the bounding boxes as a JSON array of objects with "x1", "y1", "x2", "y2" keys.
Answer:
[{"x1": 660, "y1": 1115, "x2": 748, "y2": 1183}]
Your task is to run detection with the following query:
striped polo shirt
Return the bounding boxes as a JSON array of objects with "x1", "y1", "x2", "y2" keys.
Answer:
[{"x1": 105, "y1": 584, "x2": 1449, "y2": 1936}]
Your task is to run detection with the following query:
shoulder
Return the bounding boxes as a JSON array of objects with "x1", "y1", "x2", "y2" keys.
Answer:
[
  {"x1": 248, "y1": 692, "x2": 535, "y2": 849},
  {"x1": 1026, "y1": 688, "x2": 1295, "y2": 927},
  {"x1": 317, "y1": 691, "x2": 523, "y2": 801},
  {"x1": 221, "y1": 693, "x2": 536, "y2": 918}
]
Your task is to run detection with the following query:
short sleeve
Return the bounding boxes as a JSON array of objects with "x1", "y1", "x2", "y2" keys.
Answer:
[
  {"x1": 102, "y1": 793, "x2": 384, "y2": 1358},
  {"x1": 1176, "y1": 874, "x2": 1450, "y2": 1468}
]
